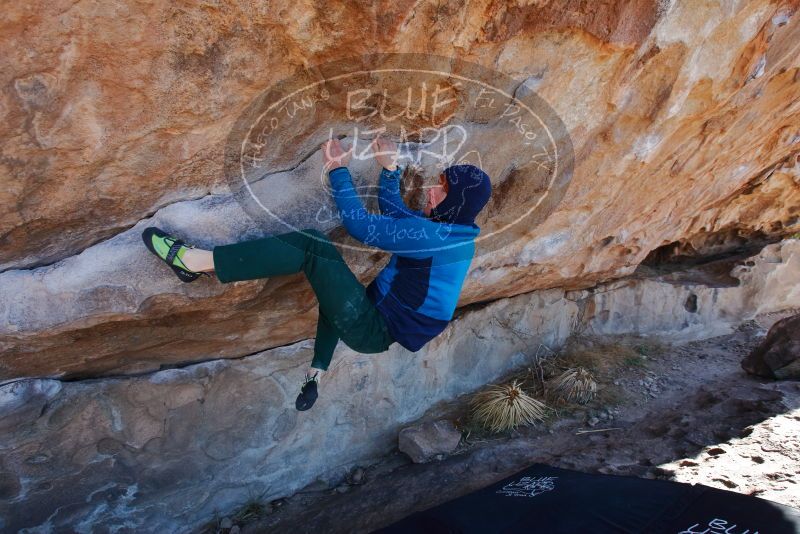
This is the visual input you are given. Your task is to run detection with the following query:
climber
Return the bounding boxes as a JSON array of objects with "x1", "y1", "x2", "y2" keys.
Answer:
[{"x1": 141, "y1": 135, "x2": 492, "y2": 411}]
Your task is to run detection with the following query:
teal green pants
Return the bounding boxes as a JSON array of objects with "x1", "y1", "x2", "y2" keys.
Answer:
[{"x1": 212, "y1": 229, "x2": 394, "y2": 370}]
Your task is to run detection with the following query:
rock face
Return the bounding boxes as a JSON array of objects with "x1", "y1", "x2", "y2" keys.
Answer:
[
  {"x1": 2, "y1": 1, "x2": 800, "y2": 380},
  {"x1": 399, "y1": 420, "x2": 463, "y2": 463},
  {"x1": 2, "y1": 1, "x2": 800, "y2": 531},
  {"x1": 742, "y1": 313, "x2": 800, "y2": 379},
  {"x1": 1, "y1": 240, "x2": 798, "y2": 532}
]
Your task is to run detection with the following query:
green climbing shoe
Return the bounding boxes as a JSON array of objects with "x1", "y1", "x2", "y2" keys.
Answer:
[{"x1": 141, "y1": 226, "x2": 207, "y2": 283}]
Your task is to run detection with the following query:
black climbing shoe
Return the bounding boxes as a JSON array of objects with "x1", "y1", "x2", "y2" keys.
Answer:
[
  {"x1": 141, "y1": 226, "x2": 209, "y2": 283},
  {"x1": 296, "y1": 372, "x2": 320, "y2": 411}
]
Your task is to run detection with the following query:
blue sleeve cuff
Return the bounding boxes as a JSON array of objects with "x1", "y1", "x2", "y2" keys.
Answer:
[
  {"x1": 381, "y1": 166, "x2": 402, "y2": 177},
  {"x1": 328, "y1": 166, "x2": 349, "y2": 176},
  {"x1": 328, "y1": 166, "x2": 351, "y2": 186}
]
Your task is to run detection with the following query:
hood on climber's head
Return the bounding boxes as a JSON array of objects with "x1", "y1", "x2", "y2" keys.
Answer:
[{"x1": 429, "y1": 164, "x2": 492, "y2": 226}]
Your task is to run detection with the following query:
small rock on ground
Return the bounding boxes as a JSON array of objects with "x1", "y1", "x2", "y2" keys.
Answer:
[{"x1": 398, "y1": 419, "x2": 462, "y2": 463}]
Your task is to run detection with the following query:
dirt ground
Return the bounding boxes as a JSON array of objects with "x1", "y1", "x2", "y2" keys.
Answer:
[{"x1": 225, "y1": 320, "x2": 799, "y2": 534}]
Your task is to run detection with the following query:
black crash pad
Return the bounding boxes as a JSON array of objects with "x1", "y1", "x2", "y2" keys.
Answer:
[{"x1": 375, "y1": 464, "x2": 800, "y2": 533}]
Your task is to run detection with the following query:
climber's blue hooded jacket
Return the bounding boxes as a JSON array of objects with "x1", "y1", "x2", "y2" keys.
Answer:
[{"x1": 328, "y1": 164, "x2": 489, "y2": 352}]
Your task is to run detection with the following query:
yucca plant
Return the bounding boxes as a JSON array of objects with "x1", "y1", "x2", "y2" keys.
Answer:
[
  {"x1": 470, "y1": 380, "x2": 547, "y2": 433},
  {"x1": 548, "y1": 367, "x2": 597, "y2": 404}
]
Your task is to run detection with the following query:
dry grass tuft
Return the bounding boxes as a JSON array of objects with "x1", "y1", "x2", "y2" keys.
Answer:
[
  {"x1": 470, "y1": 380, "x2": 547, "y2": 434},
  {"x1": 532, "y1": 334, "x2": 663, "y2": 409},
  {"x1": 557, "y1": 336, "x2": 662, "y2": 374},
  {"x1": 548, "y1": 367, "x2": 597, "y2": 404}
]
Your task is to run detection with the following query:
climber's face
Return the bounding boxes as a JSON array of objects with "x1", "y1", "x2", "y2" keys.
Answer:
[{"x1": 423, "y1": 173, "x2": 449, "y2": 216}]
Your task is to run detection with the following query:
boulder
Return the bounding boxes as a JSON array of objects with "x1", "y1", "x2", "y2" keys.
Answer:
[
  {"x1": 399, "y1": 420, "x2": 463, "y2": 463},
  {"x1": 2, "y1": 1, "x2": 800, "y2": 380},
  {"x1": 742, "y1": 314, "x2": 800, "y2": 380}
]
